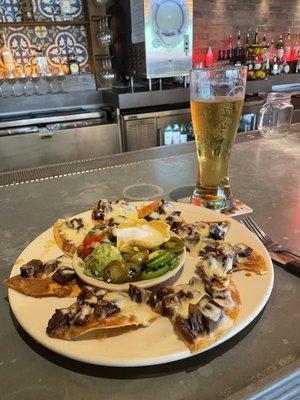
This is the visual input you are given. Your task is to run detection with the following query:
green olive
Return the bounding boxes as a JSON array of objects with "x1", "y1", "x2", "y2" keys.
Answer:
[
  {"x1": 129, "y1": 250, "x2": 149, "y2": 264},
  {"x1": 125, "y1": 263, "x2": 141, "y2": 282},
  {"x1": 103, "y1": 261, "x2": 127, "y2": 284}
]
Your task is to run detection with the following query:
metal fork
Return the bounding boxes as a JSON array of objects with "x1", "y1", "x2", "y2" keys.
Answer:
[{"x1": 241, "y1": 216, "x2": 300, "y2": 259}]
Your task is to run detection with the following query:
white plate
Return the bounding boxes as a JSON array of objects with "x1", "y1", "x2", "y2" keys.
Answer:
[
  {"x1": 8, "y1": 202, "x2": 274, "y2": 367},
  {"x1": 72, "y1": 233, "x2": 186, "y2": 291}
]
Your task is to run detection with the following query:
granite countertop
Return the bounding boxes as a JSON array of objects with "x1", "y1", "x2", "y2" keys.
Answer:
[{"x1": 0, "y1": 130, "x2": 299, "y2": 400}]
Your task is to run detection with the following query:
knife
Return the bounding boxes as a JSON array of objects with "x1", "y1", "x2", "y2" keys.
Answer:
[{"x1": 268, "y1": 250, "x2": 300, "y2": 278}]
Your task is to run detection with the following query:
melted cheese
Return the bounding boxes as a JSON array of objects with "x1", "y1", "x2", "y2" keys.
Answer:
[
  {"x1": 216, "y1": 314, "x2": 233, "y2": 331},
  {"x1": 213, "y1": 291, "x2": 235, "y2": 310},
  {"x1": 199, "y1": 297, "x2": 222, "y2": 321},
  {"x1": 147, "y1": 202, "x2": 175, "y2": 221},
  {"x1": 186, "y1": 240, "x2": 207, "y2": 258},
  {"x1": 103, "y1": 292, "x2": 157, "y2": 326},
  {"x1": 161, "y1": 202, "x2": 174, "y2": 213},
  {"x1": 199, "y1": 224, "x2": 210, "y2": 238},
  {"x1": 42, "y1": 254, "x2": 74, "y2": 278},
  {"x1": 184, "y1": 238, "x2": 217, "y2": 258},
  {"x1": 56, "y1": 255, "x2": 73, "y2": 268},
  {"x1": 201, "y1": 257, "x2": 223, "y2": 279},
  {"x1": 199, "y1": 254, "x2": 234, "y2": 280},
  {"x1": 59, "y1": 222, "x2": 90, "y2": 247},
  {"x1": 105, "y1": 202, "x2": 138, "y2": 224},
  {"x1": 173, "y1": 281, "x2": 206, "y2": 317}
]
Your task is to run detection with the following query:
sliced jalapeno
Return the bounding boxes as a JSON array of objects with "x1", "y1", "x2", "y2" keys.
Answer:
[
  {"x1": 141, "y1": 264, "x2": 170, "y2": 280},
  {"x1": 145, "y1": 250, "x2": 173, "y2": 269},
  {"x1": 125, "y1": 263, "x2": 141, "y2": 282},
  {"x1": 103, "y1": 261, "x2": 127, "y2": 284},
  {"x1": 129, "y1": 250, "x2": 149, "y2": 264},
  {"x1": 141, "y1": 255, "x2": 180, "y2": 280},
  {"x1": 162, "y1": 237, "x2": 185, "y2": 253}
]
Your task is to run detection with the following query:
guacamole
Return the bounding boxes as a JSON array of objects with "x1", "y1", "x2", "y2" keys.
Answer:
[{"x1": 83, "y1": 243, "x2": 122, "y2": 279}]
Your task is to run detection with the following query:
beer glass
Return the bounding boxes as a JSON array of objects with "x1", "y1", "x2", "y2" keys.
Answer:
[{"x1": 190, "y1": 66, "x2": 247, "y2": 212}]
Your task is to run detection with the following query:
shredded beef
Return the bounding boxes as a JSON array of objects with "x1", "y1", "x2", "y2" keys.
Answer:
[
  {"x1": 209, "y1": 223, "x2": 227, "y2": 241},
  {"x1": 66, "y1": 218, "x2": 84, "y2": 230},
  {"x1": 73, "y1": 307, "x2": 92, "y2": 326},
  {"x1": 77, "y1": 288, "x2": 95, "y2": 304},
  {"x1": 177, "y1": 290, "x2": 194, "y2": 300},
  {"x1": 165, "y1": 211, "x2": 182, "y2": 232},
  {"x1": 46, "y1": 309, "x2": 71, "y2": 334},
  {"x1": 93, "y1": 301, "x2": 120, "y2": 318},
  {"x1": 52, "y1": 268, "x2": 76, "y2": 285},
  {"x1": 155, "y1": 287, "x2": 175, "y2": 300},
  {"x1": 187, "y1": 303, "x2": 206, "y2": 335},
  {"x1": 128, "y1": 284, "x2": 151, "y2": 304},
  {"x1": 43, "y1": 260, "x2": 58, "y2": 275},
  {"x1": 161, "y1": 294, "x2": 180, "y2": 317},
  {"x1": 175, "y1": 315, "x2": 199, "y2": 342},
  {"x1": 20, "y1": 259, "x2": 43, "y2": 278}
]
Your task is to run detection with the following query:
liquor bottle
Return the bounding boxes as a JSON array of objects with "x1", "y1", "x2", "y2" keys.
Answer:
[
  {"x1": 226, "y1": 49, "x2": 232, "y2": 63},
  {"x1": 60, "y1": 0, "x2": 72, "y2": 21},
  {"x1": 245, "y1": 32, "x2": 250, "y2": 47},
  {"x1": 284, "y1": 29, "x2": 292, "y2": 61},
  {"x1": 217, "y1": 49, "x2": 227, "y2": 65},
  {"x1": 261, "y1": 35, "x2": 267, "y2": 46},
  {"x1": 271, "y1": 55, "x2": 279, "y2": 75},
  {"x1": 217, "y1": 50, "x2": 222, "y2": 64},
  {"x1": 282, "y1": 59, "x2": 290, "y2": 74},
  {"x1": 21, "y1": 0, "x2": 34, "y2": 21},
  {"x1": 221, "y1": 49, "x2": 226, "y2": 64},
  {"x1": 296, "y1": 50, "x2": 300, "y2": 73},
  {"x1": 254, "y1": 28, "x2": 259, "y2": 45},
  {"x1": 291, "y1": 33, "x2": 299, "y2": 61},
  {"x1": 234, "y1": 31, "x2": 242, "y2": 65},
  {"x1": 269, "y1": 40, "x2": 275, "y2": 59},
  {"x1": 264, "y1": 57, "x2": 270, "y2": 75},
  {"x1": 253, "y1": 57, "x2": 262, "y2": 71},
  {"x1": 245, "y1": 50, "x2": 253, "y2": 71},
  {"x1": 1, "y1": 34, "x2": 14, "y2": 78},
  {"x1": 228, "y1": 34, "x2": 233, "y2": 49},
  {"x1": 236, "y1": 31, "x2": 242, "y2": 49},
  {"x1": 276, "y1": 35, "x2": 284, "y2": 62},
  {"x1": 68, "y1": 52, "x2": 80, "y2": 74},
  {"x1": 263, "y1": 45, "x2": 270, "y2": 74},
  {"x1": 36, "y1": 47, "x2": 50, "y2": 76}
]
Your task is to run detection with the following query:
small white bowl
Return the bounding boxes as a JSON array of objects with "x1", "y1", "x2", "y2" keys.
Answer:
[{"x1": 72, "y1": 240, "x2": 186, "y2": 292}]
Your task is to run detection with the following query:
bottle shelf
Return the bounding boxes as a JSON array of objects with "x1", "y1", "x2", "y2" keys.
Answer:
[{"x1": 0, "y1": 21, "x2": 88, "y2": 28}]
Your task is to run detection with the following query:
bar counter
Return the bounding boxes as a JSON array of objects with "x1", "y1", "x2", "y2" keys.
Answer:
[{"x1": 1, "y1": 128, "x2": 299, "y2": 399}]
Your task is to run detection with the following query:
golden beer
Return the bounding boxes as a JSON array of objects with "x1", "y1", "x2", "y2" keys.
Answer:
[{"x1": 191, "y1": 96, "x2": 244, "y2": 211}]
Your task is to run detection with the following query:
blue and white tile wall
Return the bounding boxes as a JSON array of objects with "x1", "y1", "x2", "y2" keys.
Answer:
[
  {"x1": 0, "y1": 0, "x2": 85, "y2": 22},
  {"x1": 0, "y1": 0, "x2": 90, "y2": 73}
]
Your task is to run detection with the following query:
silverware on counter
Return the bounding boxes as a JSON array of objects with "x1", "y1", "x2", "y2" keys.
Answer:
[{"x1": 241, "y1": 216, "x2": 300, "y2": 278}]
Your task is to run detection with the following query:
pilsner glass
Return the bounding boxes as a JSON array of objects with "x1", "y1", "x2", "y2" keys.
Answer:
[{"x1": 190, "y1": 66, "x2": 247, "y2": 212}]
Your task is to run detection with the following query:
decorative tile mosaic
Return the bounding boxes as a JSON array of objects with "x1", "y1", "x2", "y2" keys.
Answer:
[
  {"x1": 0, "y1": 1, "x2": 90, "y2": 74},
  {"x1": 1, "y1": 25, "x2": 90, "y2": 73},
  {"x1": 0, "y1": 0, "x2": 22, "y2": 22},
  {"x1": 0, "y1": 0, "x2": 85, "y2": 22}
]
